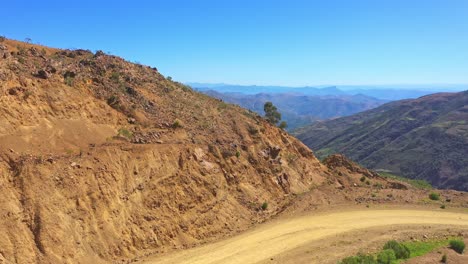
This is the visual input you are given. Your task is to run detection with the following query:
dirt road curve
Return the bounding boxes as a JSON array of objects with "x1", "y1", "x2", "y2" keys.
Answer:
[{"x1": 141, "y1": 209, "x2": 468, "y2": 264}]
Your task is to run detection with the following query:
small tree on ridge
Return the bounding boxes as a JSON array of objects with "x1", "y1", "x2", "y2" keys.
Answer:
[{"x1": 264, "y1": 101, "x2": 281, "y2": 125}]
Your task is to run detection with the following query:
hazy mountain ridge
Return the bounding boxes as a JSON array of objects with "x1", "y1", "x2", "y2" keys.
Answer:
[
  {"x1": 190, "y1": 83, "x2": 466, "y2": 100},
  {"x1": 295, "y1": 91, "x2": 468, "y2": 191},
  {"x1": 200, "y1": 90, "x2": 388, "y2": 130}
]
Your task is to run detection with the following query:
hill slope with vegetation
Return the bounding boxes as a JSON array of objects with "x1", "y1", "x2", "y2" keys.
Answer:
[{"x1": 295, "y1": 91, "x2": 468, "y2": 191}]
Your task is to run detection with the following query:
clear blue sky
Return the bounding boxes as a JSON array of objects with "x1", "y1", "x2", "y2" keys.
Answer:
[{"x1": 3, "y1": 0, "x2": 468, "y2": 86}]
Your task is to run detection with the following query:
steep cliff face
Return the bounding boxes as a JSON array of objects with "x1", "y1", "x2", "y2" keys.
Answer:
[{"x1": 0, "y1": 39, "x2": 329, "y2": 263}]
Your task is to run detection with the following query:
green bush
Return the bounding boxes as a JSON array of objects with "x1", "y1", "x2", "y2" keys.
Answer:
[
  {"x1": 449, "y1": 239, "x2": 465, "y2": 254},
  {"x1": 339, "y1": 254, "x2": 376, "y2": 264},
  {"x1": 377, "y1": 249, "x2": 396, "y2": 264},
  {"x1": 261, "y1": 202, "x2": 268, "y2": 211},
  {"x1": 383, "y1": 240, "x2": 410, "y2": 259},
  {"x1": 429, "y1": 192, "x2": 440, "y2": 200},
  {"x1": 360, "y1": 176, "x2": 366, "y2": 182}
]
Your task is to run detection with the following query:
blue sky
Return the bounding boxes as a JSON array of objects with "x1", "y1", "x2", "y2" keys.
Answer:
[{"x1": 2, "y1": 0, "x2": 468, "y2": 86}]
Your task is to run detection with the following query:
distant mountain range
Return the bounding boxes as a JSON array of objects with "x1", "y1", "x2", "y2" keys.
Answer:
[
  {"x1": 200, "y1": 90, "x2": 387, "y2": 130},
  {"x1": 294, "y1": 91, "x2": 468, "y2": 191},
  {"x1": 189, "y1": 83, "x2": 467, "y2": 100}
]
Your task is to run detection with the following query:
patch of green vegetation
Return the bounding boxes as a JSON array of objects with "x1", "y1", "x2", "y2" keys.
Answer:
[
  {"x1": 429, "y1": 192, "x2": 440, "y2": 201},
  {"x1": 401, "y1": 239, "x2": 449, "y2": 259},
  {"x1": 235, "y1": 151, "x2": 241, "y2": 158},
  {"x1": 339, "y1": 254, "x2": 376, "y2": 264},
  {"x1": 339, "y1": 239, "x2": 454, "y2": 264},
  {"x1": 379, "y1": 172, "x2": 432, "y2": 190},
  {"x1": 377, "y1": 249, "x2": 396, "y2": 264},
  {"x1": 261, "y1": 202, "x2": 268, "y2": 211},
  {"x1": 383, "y1": 240, "x2": 410, "y2": 259},
  {"x1": 118, "y1": 128, "x2": 133, "y2": 138},
  {"x1": 449, "y1": 239, "x2": 465, "y2": 254}
]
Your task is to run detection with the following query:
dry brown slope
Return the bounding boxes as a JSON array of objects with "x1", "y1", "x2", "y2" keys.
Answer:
[{"x1": 0, "y1": 38, "x2": 330, "y2": 263}]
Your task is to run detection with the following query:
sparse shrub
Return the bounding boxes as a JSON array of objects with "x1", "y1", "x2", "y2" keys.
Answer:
[
  {"x1": 285, "y1": 153, "x2": 298, "y2": 164},
  {"x1": 449, "y1": 239, "x2": 465, "y2": 254},
  {"x1": 167, "y1": 76, "x2": 172, "y2": 81},
  {"x1": 373, "y1": 183, "x2": 383, "y2": 189},
  {"x1": 383, "y1": 240, "x2": 410, "y2": 259},
  {"x1": 110, "y1": 72, "x2": 120, "y2": 82},
  {"x1": 429, "y1": 192, "x2": 440, "y2": 201},
  {"x1": 366, "y1": 180, "x2": 371, "y2": 185},
  {"x1": 118, "y1": 128, "x2": 133, "y2": 138},
  {"x1": 23, "y1": 90, "x2": 32, "y2": 100},
  {"x1": 360, "y1": 176, "x2": 366, "y2": 182},
  {"x1": 377, "y1": 249, "x2": 396, "y2": 264},
  {"x1": 64, "y1": 76, "x2": 74, "y2": 86},
  {"x1": 279, "y1": 121, "x2": 287, "y2": 130},
  {"x1": 235, "y1": 151, "x2": 241, "y2": 158},
  {"x1": 371, "y1": 193, "x2": 377, "y2": 198},
  {"x1": 261, "y1": 202, "x2": 268, "y2": 211},
  {"x1": 440, "y1": 204, "x2": 446, "y2": 209},
  {"x1": 441, "y1": 253, "x2": 447, "y2": 263},
  {"x1": 107, "y1": 95, "x2": 121, "y2": 110},
  {"x1": 172, "y1": 119, "x2": 183, "y2": 128},
  {"x1": 179, "y1": 84, "x2": 192, "y2": 92},
  {"x1": 247, "y1": 125, "x2": 259, "y2": 135}
]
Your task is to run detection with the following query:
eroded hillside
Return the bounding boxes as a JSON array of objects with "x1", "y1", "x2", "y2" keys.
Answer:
[{"x1": 0, "y1": 39, "x2": 331, "y2": 263}]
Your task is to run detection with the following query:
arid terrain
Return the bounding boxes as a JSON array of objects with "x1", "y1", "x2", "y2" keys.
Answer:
[
  {"x1": 141, "y1": 207, "x2": 468, "y2": 264},
  {"x1": 0, "y1": 38, "x2": 467, "y2": 264}
]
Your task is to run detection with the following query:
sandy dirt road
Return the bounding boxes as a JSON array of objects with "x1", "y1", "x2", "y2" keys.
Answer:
[{"x1": 141, "y1": 209, "x2": 468, "y2": 264}]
